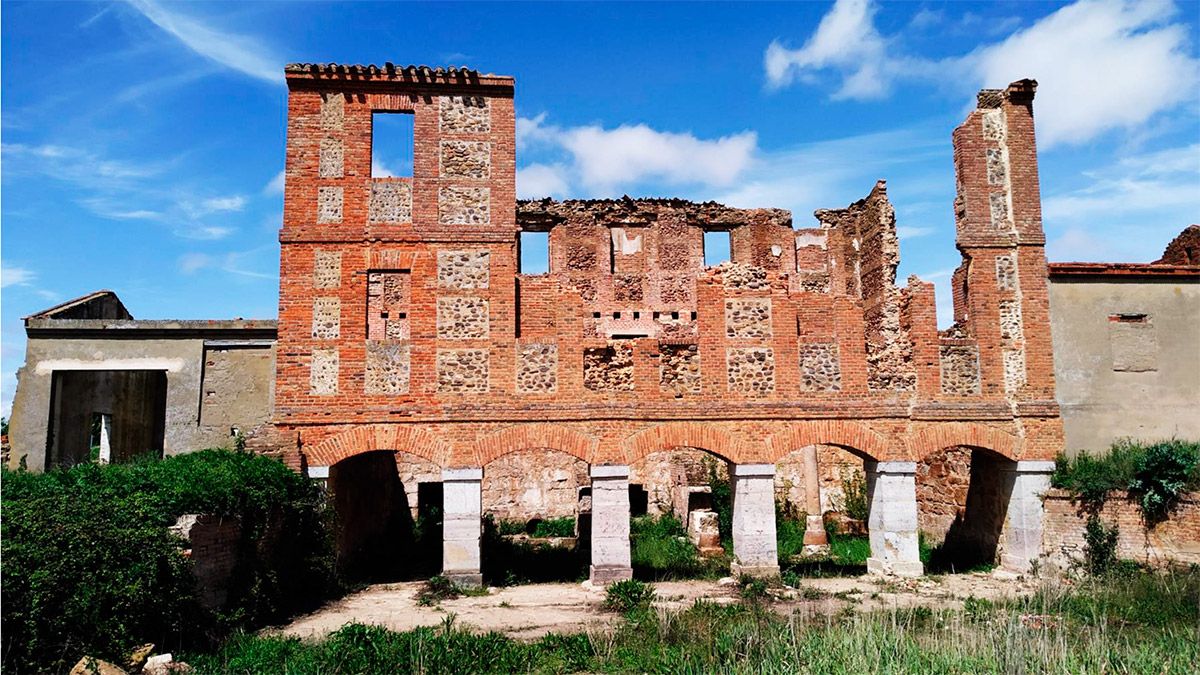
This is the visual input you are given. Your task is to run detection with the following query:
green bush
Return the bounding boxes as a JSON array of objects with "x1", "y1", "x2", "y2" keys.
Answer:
[
  {"x1": 840, "y1": 469, "x2": 869, "y2": 522},
  {"x1": 603, "y1": 579, "x2": 656, "y2": 613},
  {"x1": 1083, "y1": 515, "x2": 1119, "y2": 576},
  {"x1": 531, "y1": 516, "x2": 576, "y2": 538},
  {"x1": 1, "y1": 450, "x2": 337, "y2": 673},
  {"x1": 704, "y1": 458, "x2": 733, "y2": 544},
  {"x1": 738, "y1": 575, "x2": 769, "y2": 602},
  {"x1": 1128, "y1": 441, "x2": 1200, "y2": 523},
  {"x1": 1052, "y1": 440, "x2": 1199, "y2": 517},
  {"x1": 630, "y1": 514, "x2": 727, "y2": 580}
]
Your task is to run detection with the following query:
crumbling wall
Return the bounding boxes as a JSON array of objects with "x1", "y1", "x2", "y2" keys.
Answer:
[
  {"x1": 1155, "y1": 224, "x2": 1200, "y2": 265},
  {"x1": 815, "y1": 182, "x2": 916, "y2": 391},
  {"x1": 482, "y1": 450, "x2": 589, "y2": 521}
]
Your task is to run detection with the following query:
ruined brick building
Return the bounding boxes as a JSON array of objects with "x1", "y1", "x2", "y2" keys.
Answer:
[{"x1": 266, "y1": 64, "x2": 1062, "y2": 584}]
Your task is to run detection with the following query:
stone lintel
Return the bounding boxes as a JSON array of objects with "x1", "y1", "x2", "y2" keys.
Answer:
[
  {"x1": 443, "y1": 467, "x2": 483, "y2": 482},
  {"x1": 731, "y1": 463, "x2": 775, "y2": 478},
  {"x1": 1009, "y1": 460, "x2": 1056, "y2": 474},
  {"x1": 307, "y1": 465, "x2": 330, "y2": 479},
  {"x1": 590, "y1": 464, "x2": 630, "y2": 479}
]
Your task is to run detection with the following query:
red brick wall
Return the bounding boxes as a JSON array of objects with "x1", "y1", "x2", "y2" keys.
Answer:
[
  {"x1": 1043, "y1": 489, "x2": 1200, "y2": 568},
  {"x1": 269, "y1": 66, "x2": 1062, "y2": 477}
]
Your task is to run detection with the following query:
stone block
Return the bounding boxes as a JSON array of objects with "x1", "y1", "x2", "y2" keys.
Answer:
[
  {"x1": 317, "y1": 186, "x2": 343, "y2": 223},
  {"x1": 516, "y1": 343, "x2": 557, "y2": 394},
  {"x1": 320, "y1": 92, "x2": 344, "y2": 130},
  {"x1": 730, "y1": 464, "x2": 779, "y2": 576},
  {"x1": 799, "y1": 342, "x2": 841, "y2": 392},
  {"x1": 438, "y1": 250, "x2": 490, "y2": 289},
  {"x1": 313, "y1": 250, "x2": 341, "y2": 289},
  {"x1": 584, "y1": 343, "x2": 634, "y2": 391},
  {"x1": 440, "y1": 140, "x2": 490, "y2": 179},
  {"x1": 726, "y1": 348, "x2": 775, "y2": 395},
  {"x1": 866, "y1": 461, "x2": 923, "y2": 577},
  {"x1": 939, "y1": 344, "x2": 980, "y2": 395},
  {"x1": 369, "y1": 181, "x2": 412, "y2": 223},
  {"x1": 439, "y1": 95, "x2": 490, "y2": 134},
  {"x1": 437, "y1": 296, "x2": 489, "y2": 339},
  {"x1": 365, "y1": 341, "x2": 409, "y2": 395},
  {"x1": 995, "y1": 253, "x2": 1017, "y2": 291},
  {"x1": 319, "y1": 138, "x2": 344, "y2": 178},
  {"x1": 725, "y1": 298, "x2": 772, "y2": 338},
  {"x1": 311, "y1": 297, "x2": 340, "y2": 339},
  {"x1": 590, "y1": 465, "x2": 632, "y2": 583},
  {"x1": 437, "y1": 349, "x2": 489, "y2": 393},
  {"x1": 659, "y1": 344, "x2": 701, "y2": 395},
  {"x1": 310, "y1": 348, "x2": 338, "y2": 395},
  {"x1": 439, "y1": 186, "x2": 490, "y2": 225}
]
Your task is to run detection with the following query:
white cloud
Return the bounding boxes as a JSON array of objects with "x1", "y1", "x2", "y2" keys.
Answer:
[
  {"x1": 124, "y1": 0, "x2": 281, "y2": 85},
  {"x1": 177, "y1": 225, "x2": 234, "y2": 240},
  {"x1": 264, "y1": 170, "x2": 285, "y2": 195},
  {"x1": 765, "y1": 0, "x2": 892, "y2": 99},
  {"x1": 896, "y1": 225, "x2": 936, "y2": 240},
  {"x1": 515, "y1": 114, "x2": 757, "y2": 197},
  {"x1": 179, "y1": 252, "x2": 211, "y2": 274},
  {"x1": 177, "y1": 249, "x2": 276, "y2": 279},
  {"x1": 1, "y1": 263, "x2": 36, "y2": 289},
  {"x1": 517, "y1": 163, "x2": 570, "y2": 199},
  {"x1": 765, "y1": 0, "x2": 1200, "y2": 147},
  {"x1": 201, "y1": 195, "x2": 245, "y2": 212}
]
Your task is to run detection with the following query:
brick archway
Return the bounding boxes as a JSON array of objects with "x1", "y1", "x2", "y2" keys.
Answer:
[
  {"x1": 620, "y1": 422, "x2": 751, "y2": 464},
  {"x1": 474, "y1": 424, "x2": 598, "y2": 466},
  {"x1": 303, "y1": 424, "x2": 457, "y2": 469},
  {"x1": 907, "y1": 422, "x2": 1019, "y2": 462},
  {"x1": 765, "y1": 420, "x2": 891, "y2": 462}
]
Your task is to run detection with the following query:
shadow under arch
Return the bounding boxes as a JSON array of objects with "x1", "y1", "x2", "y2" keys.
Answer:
[{"x1": 920, "y1": 444, "x2": 1018, "y2": 573}]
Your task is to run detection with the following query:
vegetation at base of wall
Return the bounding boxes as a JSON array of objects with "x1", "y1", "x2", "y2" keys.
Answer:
[
  {"x1": 1, "y1": 450, "x2": 338, "y2": 674},
  {"x1": 780, "y1": 532, "x2": 872, "y2": 579},
  {"x1": 838, "y1": 469, "x2": 869, "y2": 522},
  {"x1": 629, "y1": 514, "x2": 729, "y2": 580},
  {"x1": 1082, "y1": 514, "x2": 1120, "y2": 576},
  {"x1": 704, "y1": 457, "x2": 733, "y2": 544},
  {"x1": 1052, "y1": 439, "x2": 1200, "y2": 518},
  {"x1": 414, "y1": 575, "x2": 488, "y2": 607},
  {"x1": 530, "y1": 516, "x2": 576, "y2": 538},
  {"x1": 481, "y1": 515, "x2": 585, "y2": 586},
  {"x1": 603, "y1": 579, "x2": 656, "y2": 613},
  {"x1": 187, "y1": 568, "x2": 1200, "y2": 674}
]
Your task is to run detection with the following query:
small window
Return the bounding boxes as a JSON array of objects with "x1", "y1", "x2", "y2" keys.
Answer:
[
  {"x1": 371, "y1": 112, "x2": 414, "y2": 177},
  {"x1": 703, "y1": 231, "x2": 731, "y2": 266},
  {"x1": 633, "y1": 312, "x2": 640, "y2": 320},
  {"x1": 519, "y1": 232, "x2": 550, "y2": 274}
]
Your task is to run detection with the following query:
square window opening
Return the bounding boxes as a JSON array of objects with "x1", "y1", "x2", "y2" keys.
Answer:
[
  {"x1": 519, "y1": 231, "x2": 550, "y2": 274},
  {"x1": 371, "y1": 112, "x2": 414, "y2": 178},
  {"x1": 703, "y1": 231, "x2": 731, "y2": 267}
]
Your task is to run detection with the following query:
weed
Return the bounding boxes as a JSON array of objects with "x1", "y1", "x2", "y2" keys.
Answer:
[
  {"x1": 1082, "y1": 514, "x2": 1120, "y2": 576},
  {"x1": 416, "y1": 576, "x2": 461, "y2": 607},
  {"x1": 738, "y1": 575, "x2": 769, "y2": 602},
  {"x1": 603, "y1": 579, "x2": 656, "y2": 613}
]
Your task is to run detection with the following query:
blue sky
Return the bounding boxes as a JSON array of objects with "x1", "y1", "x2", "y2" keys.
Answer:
[{"x1": 3, "y1": 0, "x2": 1198, "y2": 415}]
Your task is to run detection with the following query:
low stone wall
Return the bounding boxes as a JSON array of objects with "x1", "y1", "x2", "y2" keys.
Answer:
[
  {"x1": 1043, "y1": 489, "x2": 1200, "y2": 569},
  {"x1": 171, "y1": 514, "x2": 242, "y2": 609}
]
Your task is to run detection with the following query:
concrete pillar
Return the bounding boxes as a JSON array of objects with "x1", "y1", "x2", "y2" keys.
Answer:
[
  {"x1": 866, "y1": 461, "x2": 923, "y2": 577},
  {"x1": 589, "y1": 465, "x2": 633, "y2": 584},
  {"x1": 442, "y1": 467, "x2": 483, "y2": 587},
  {"x1": 730, "y1": 463, "x2": 780, "y2": 577},
  {"x1": 801, "y1": 446, "x2": 829, "y2": 551},
  {"x1": 1000, "y1": 460, "x2": 1054, "y2": 573}
]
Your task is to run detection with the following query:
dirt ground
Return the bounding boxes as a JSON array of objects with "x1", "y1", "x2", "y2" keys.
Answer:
[{"x1": 277, "y1": 571, "x2": 1041, "y2": 641}]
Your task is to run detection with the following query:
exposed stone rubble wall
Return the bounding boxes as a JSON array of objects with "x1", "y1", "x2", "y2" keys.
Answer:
[
  {"x1": 365, "y1": 341, "x2": 410, "y2": 395},
  {"x1": 437, "y1": 349, "x2": 489, "y2": 393},
  {"x1": 482, "y1": 450, "x2": 588, "y2": 521},
  {"x1": 584, "y1": 343, "x2": 634, "y2": 391},
  {"x1": 437, "y1": 296, "x2": 489, "y2": 339},
  {"x1": 726, "y1": 347, "x2": 775, "y2": 395},
  {"x1": 659, "y1": 344, "x2": 701, "y2": 395},
  {"x1": 940, "y1": 344, "x2": 982, "y2": 396},
  {"x1": 516, "y1": 342, "x2": 558, "y2": 393}
]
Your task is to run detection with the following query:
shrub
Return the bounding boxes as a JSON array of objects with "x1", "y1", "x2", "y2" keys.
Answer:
[
  {"x1": 1082, "y1": 514, "x2": 1119, "y2": 576},
  {"x1": 839, "y1": 469, "x2": 869, "y2": 522},
  {"x1": 1, "y1": 450, "x2": 337, "y2": 673},
  {"x1": 1052, "y1": 441, "x2": 1145, "y2": 507},
  {"x1": 1128, "y1": 441, "x2": 1200, "y2": 523},
  {"x1": 604, "y1": 579, "x2": 656, "y2": 613},
  {"x1": 738, "y1": 575, "x2": 769, "y2": 602},
  {"x1": 531, "y1": 516, "x2": 576, "y2": 538},
  {"x1": 416, "y1": 575, "x2": 462, "y2": 606}
]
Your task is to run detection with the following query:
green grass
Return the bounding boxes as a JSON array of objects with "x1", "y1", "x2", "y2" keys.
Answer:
[
  {"x1": 630, "y1": 514, "x2": 729, "y2": 580},
  {"x1": 531, "y1": 517, "x2": 576, "y2": 538},
  {"x1": 188, "y1": 568, "x2": 1200, "y2": 674},
  {"x1": 781, "y1": 532, "x2": 872, "y2": 579}
]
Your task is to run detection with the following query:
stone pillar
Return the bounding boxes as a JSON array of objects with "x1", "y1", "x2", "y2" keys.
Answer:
[
  {"x1": 866, "y1": 461, "x2": 923, "y2": 577},
  {"x1": 589, "y1": 465, "x2": 633, "y2": 585},
  {"x1": 730, "y1": 463, "x2": 780, "y2": 577},
  {"x1": 442, "y1": 467, "x2": 483, "y2": 587},
  {"x1": 1000, "y1": 460, "x2": 1054, "y2": 573},
  {"x1": 801, "y1": 446, "x2": 829, "y2": 551}
]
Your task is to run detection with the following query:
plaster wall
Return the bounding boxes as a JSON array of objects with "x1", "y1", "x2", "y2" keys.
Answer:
[{"x1": 1049, "y1": 278, "x2": 1200, "y2": 454}]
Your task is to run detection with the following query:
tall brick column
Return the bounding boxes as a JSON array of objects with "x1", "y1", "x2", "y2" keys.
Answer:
[
  {"x1": 1000, "y1": 460, "x2": 1054, "y2": 573},
  {"x1": 730, "y1": 463, "x2": 780, "y2": 577},
  {"x1": 589, "y1": 465, "x2": 633, "y2": 585},
  {"x1": 442, "y1": 467, "x2": 483, "y2": 587},
  {"x1": 866, "y1": 461, "x2": 923, "y2": 577}
]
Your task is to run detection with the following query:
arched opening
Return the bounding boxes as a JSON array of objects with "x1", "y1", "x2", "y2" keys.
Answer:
[
  {"x1": 918, "y1": 445, "x2": 1016, "y2": 572},
  {"x1": 627, "y1": 446, "x2": 733, "y2": 579},
  {"x1": 327, "y1": 449, "x2": 441, "y2": 582},
  {"x1": 775, "y1": 444, "x2": 875, "y2": 576},
  {"x1": 480, "y1": 448, "x2": 590, "y2": 585}
]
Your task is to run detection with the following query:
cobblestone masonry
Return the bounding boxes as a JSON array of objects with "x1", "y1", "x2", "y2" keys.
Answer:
[
  {"x1": 437, "y1": 296, "x2": 489, "y2": 339},
  {"x1": 271, "y1": 67, "x2": 1063, "y2": 578}
]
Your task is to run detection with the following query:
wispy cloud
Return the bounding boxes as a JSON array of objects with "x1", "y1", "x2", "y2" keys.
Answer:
[
  {"x1": 177, "y1": 248, "x2": 277, "y2": 279},
  {"x1": 516, "y1": 114, "x2": 757, "y2": 197},
  {"x1": 124, "y1": 0, "x2": 281, "y2": 85},
  {"x1": 263, "y1": 170, "x2": 285, "y2": 195},
  {"x1": 1, "y1": 263, "x2": 37, "y2": 289},
  {"x1": 765, "y1": 0, "x2": 1200, "y2": 148}
]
